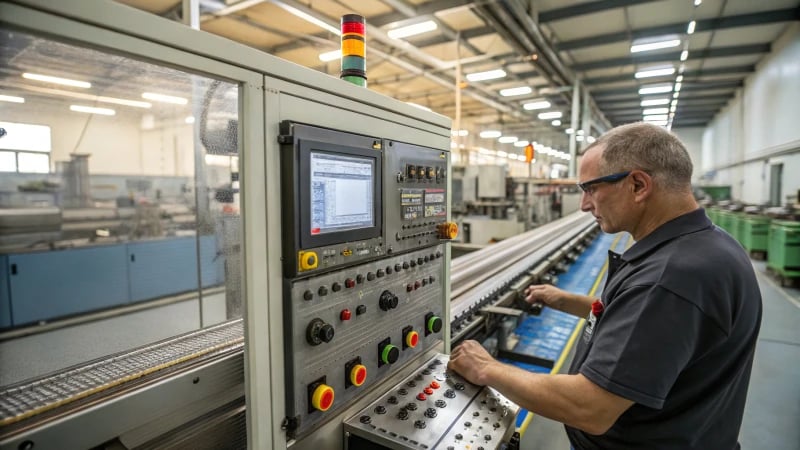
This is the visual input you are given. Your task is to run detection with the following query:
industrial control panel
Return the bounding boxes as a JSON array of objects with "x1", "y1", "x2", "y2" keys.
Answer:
[
  {"x1": 279, "y1": 122, "x2": 453, "y2": 438},
  {"x1": 344, "y1": 353, "x2": 520, "y2": 449}
]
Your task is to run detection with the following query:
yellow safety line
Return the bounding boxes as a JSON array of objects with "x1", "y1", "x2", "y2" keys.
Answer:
[
  {"x1": 518, "y1": 233, "x2": 623, "y2": 437},
  {"x1": 0, "y1": 337, "x2": 244, "y2": 427}
]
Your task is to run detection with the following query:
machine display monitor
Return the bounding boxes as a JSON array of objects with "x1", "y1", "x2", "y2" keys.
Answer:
[{"x1": 310, "y1": 151, "x2": 374, "y2": 235}]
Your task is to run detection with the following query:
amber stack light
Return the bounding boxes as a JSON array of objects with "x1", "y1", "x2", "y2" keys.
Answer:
[{"x1": 340, "y1": 14, "x2": 367, "y2": 87}]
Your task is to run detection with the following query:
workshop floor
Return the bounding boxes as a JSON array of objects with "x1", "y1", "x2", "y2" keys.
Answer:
[{"x1": 521, "y1": 250, "x2": 800, "y2": 450}]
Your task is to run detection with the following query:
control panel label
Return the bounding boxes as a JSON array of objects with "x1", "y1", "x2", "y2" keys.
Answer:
[
  {"x1": 424, "y1": 189, "x2": 446, "y2": 218},
  {"x1": 401, "y1": 189, "x2": 425, "y2": 220}
]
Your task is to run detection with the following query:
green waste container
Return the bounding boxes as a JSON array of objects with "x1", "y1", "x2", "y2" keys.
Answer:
[
  {"x1": 739, "y1": 215, "x2": 770, "y2": 256},
  {"x1": 717, "y1": 210, "x2": 736, "y2": 236},
  {"x1": 767, "y1": 220, "x2": 800, "y2": 283},
  {"x1": 707, "y1": 207, "x2": 721, "y2": 224},
  {"x1": 729, "y1": 212, "x2": 745, "y2": 244}
]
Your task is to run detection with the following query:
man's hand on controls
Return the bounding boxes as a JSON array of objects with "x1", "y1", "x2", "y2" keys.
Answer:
[
  {"x1": 524, "y1": 284, "x2": 566, "y2": 310},
  {"x1": 448, "y1": 340, "x2": 499, "y2": 386}
]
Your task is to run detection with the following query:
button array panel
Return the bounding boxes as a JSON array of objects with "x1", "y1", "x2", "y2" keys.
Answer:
[{"x1": 344, "y1": 353, "x2": 519, "y2": 450}]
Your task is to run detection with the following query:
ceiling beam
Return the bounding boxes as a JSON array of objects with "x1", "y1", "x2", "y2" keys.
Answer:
[
  {"x1": 558, "y1": 8, "x2": 799, "y2": 50},
  {"x1": 585, "y1": 65, "x2": 755, "y2": 85},
  {"x1": 539, "y1": 0, "x2": 661, "y2": 23},
  {"x1": 592, "y1": 80, "x2": 742, "y2": 98},
  {"x1": 573, "y1": 44, "x2": 770, "y2": 71}
]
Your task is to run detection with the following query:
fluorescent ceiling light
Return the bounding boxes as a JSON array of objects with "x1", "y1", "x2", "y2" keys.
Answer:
[
  {"x1": 576, "y1": 135, "x2": 585, "y2": 142},
  {"x1": 479, "y1": 130, "x2": 502, "y2": 138},
  {"x1": 635, "y1": 67, "x2": 675, "y2": 78},
  {"x1": 14, "y1": 84, "x2": 151, "y2": 108},
  {"x1": 643, "y1": 108, "x2": 669, "y2": 115},
  {"x1": 451, "y1": 129, "x2": 468, "y2": 136},
  {"x1": 551, "y1": 119, "x2": 562, "y2": 126},
  {"x1": 514, "y1": 140, "x2": 529, "y2": 147},
  {"x1": 466, "y1": 69, "x2": 506, "y2": 82},
  {"x1": 508, "y1": 153, "x2": 519, "y2": 160},
  {"x1": 23, "y1": 72, "x2": 91, "y2": 88},
  {"x1": 671, "y1": 99, "x2": 678, "y2": 106},
  {"x1": 641, "y1": 98, "x2": 670, "y2": 106},
  {"x1": 670, "y1": 105, "x2": 677, "y2": 113},
  {"x1": 577, "y1": 129, "x2": 585, "y2": 135},
  {"x1": 70, "y1": 105, "x2": 115, "y2": 115},
  {"x1": 630, "y1": 39, "x2": 681, "y2": 53},
  {"x1": 0, "y1": 95, "x2": 24, "y2": 103},
  {"x1": 674, "y1": 82, "x2": 682, "y2": 92},
  {"x1": 523, "y1": 100, "x2": 550, "y2": 110},
  {"x1": 185, "y1": 116, "x2": 196, "y2": 124},
  {"x1": 274, "y1": 3, "x2": 340, "y2": 35},
  {"x1": 319, "y1": 50, "x2": 341, "y2": 62},
  {"x1": 644, "y1": 114, "x2": 669, "y2": 121},
  {"x1": 142, "y1": 92, "x2": 188, "y2": 105},
  {"x1": 639, "y1": 84, "x2": 673, "y2": 95},
  {"x1": 406, "y1": 102, "x2": 431, "y2": 112},
  {"x1": 694, "y1": 0, "x2": 702, "y2": 5},
  {"x1": 650, "y1": 120, "x2": 669, "y2": 126},
  {"x1": 680, "y1": 50, "x2": 689, "y2": 61},
  {"x1": 478, "y1": 148, "x2": 495, "y2": 155},
  {"x1": 687, "y1": 20, "x2": 696, "y2": 35},
  {"x1": 565, "y1": 128, "x2": 574, "y2": 134},
  {"x1": 387, "y1": 20, "x2": 437, "y2": 39},
  {"x1": 676, "y1": 75, "x2": 684, "y2": 82},
  {"x1": 537, "y1": 111, "x2": 563, "y2": 120},
  {"x1": 498, "y1": 136, "x2": 518, "y2": 143},
  {"x1": 587, "y1": 136, "x2": 596, "y2": 143},
  {"x1": 673, "y1": 92, "x2": 680, "y2": 98},
  {"x1": 500, "y1": 86, "x2": 532, "y2": 97},
  {"x1": 496, "y1": 150, "x2": 508, "y2": 157}
]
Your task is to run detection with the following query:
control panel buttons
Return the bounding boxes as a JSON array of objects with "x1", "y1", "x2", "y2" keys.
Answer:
[
  {"x1": 298, "y1": 251, "x2": 318, "y2": 271},
  {"x1": 307, "y1": 318, "x2": 335, "y2": 345},
  {"x1": 332, "y1": 282, "x2": 342, "y2": 292},
  {"x1": 310, "y1": 384, "x2": 334, "y2": 412},
  {"x1": 303, "y1": 290, "x2": 314, "y2": 301},
  {"x1": 340, "y1": 309, "x2": 352, "y2": 321},
  {"x1": 385, "y1": 265, "x2": 393, "y2": 274},
  {"x1": 417, "y1": 257, "x2": 424, "y2": 265},
  {"x1": 429, "y1": 275, "x2": 435, "y2": 283},
  {"x1": 409, "y1": 260, "x2": 416, "y2": 268},
  {"x1": 356, "y1": 304, "x2": 367, "y2": 315},
  {"x1": 367, "y1": 272, "x2": 376, "y2": 281},
  {"x1": 376, "y1": 269, "x2": 385, "y2": 278},
  {"x1": 318, "y1": 286, "x2": 328, "y2": 296},
  {"x1": 395, "y1": 263, "x2": 402, "y2": 272},
  {"x1": 381, "y1": 344, "x2": 400, "y2": 365},
  {"x1": 416, "y1": 392, "x2": 427, "y2": 401},
  {"x1": 379, "y1": 290, "x2": 399, "y2": 311},
  {"x1": 345, "y1": 278, "x2": 356, "y2": 289},
  {"x1": 406, "y1": 284, "x2": 414, "y2": 292},
  {"x1": 437, "y1": 222, "x2": 459, "y2": 240},
  {"x1": 403, "y1": 262, "x2": 410, "y2": 269},
  {"x1": 350, "y1": 364, "x2": 367, "y2": 387},
  {"x1": 425, "y1": 313, "x2": 443, "y2": 335},
  {"x1": 430, "y1": 381, "x2": 440, "y2": 389},
  {"x1": 405, "y1": 330, "x2": 419, "y2": 348},
  {"x1": 356, "y1": 274, "x2": 364, "y2": 284},
  {"x1": 424, "y1": 387, "x2": 434, "y2": 395}
]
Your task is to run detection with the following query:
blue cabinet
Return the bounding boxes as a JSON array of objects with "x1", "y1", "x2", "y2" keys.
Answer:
[
  {"x1": 127, "y1": 237, "x2": 200, "y2": 302},
  {"x1": 8, "y1": 245, "x2": 130, "y2": 325},
  {"x1": 0, "y1": 255, "x2": 11, "y2": 328}
]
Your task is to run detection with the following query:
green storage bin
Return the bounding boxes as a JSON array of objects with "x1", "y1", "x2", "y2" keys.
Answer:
[
  {"x1": 739, "y1": 215, "x2": 770, "y2": 255},
  {"x1": 730, "y1": 212, "x2": 744, "y2": 244},
  {"x1": 707, "y1": 207, "x2": 721, "y2": 224},
  {"x1": 767, "y1": 220, "x2": 800, "y2": 283},
  {"x1": 717, "y1": 211, "x2": 736, "y2": 236}
]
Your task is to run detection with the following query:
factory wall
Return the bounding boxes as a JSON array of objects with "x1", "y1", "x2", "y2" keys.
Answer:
[
  {"x1": 672, "y1": 127, "x2": 703, "y2": 179},
  {"x1": 702, "y1": 24, "x2": 800, "y2": 205},
  {"x1": 4, "y1": 102, "x2": 194, "y2": 177}
]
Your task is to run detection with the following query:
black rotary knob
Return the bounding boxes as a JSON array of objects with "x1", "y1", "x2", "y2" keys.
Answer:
[
  {"x1": 306, "y1": 318, "x2": 335, "y2": 345},
  {"x1": 379, "y1": 290, "x2": 399, "y2": 311}
]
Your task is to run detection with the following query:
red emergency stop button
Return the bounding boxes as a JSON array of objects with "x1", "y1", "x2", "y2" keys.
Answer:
[
  {"x1": 340, "y1": 309, "x2": 352, "y2": 321},
  {"x1": 405, "y1": 330, "x2": 419, "y2": 348},
  {"x1": 350, "y1": 364, "x2": 367, "y2": 387},
  {"x1": 311, "y1": 384, "x2": 334, "y2": 412},
  {"x1": 416, "y1": 392, "x2": 427, "y2": 401}
]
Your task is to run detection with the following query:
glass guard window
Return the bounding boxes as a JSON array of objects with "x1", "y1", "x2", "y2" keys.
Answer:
[{"x1": 0, "y1": 27, "x2": 242, "y2": 387}]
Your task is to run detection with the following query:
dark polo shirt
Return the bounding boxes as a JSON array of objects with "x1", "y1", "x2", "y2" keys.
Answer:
[{"x1": 566, "y1": 208, "x2": 762, "y2": 450}]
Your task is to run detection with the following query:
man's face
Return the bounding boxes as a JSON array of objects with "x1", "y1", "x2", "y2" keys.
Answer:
[{"x1": 578, "y1": 146, "x2": 630, "y2": 234}]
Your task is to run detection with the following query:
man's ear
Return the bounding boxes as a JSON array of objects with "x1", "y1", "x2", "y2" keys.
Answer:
[{"x1": 630, "y1": 170, "x2": 652, "y2": 201}]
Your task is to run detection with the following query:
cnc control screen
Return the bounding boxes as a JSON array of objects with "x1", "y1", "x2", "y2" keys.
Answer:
[{"x1": 310, "y1": 151, "x2": 374, "y2": 235}]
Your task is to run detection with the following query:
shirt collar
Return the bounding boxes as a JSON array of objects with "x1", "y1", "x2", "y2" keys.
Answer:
[{"x1": 622, "y1": 208, "x2": 712, "y2": 261}]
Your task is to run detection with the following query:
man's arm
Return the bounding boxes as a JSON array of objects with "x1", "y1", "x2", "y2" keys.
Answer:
[
  {"x1": 448, "y1": 340, "x2": 633, "y2": 435},
  {"x1": 525, "y1": 284, "x2": 596, "y2": 317}
]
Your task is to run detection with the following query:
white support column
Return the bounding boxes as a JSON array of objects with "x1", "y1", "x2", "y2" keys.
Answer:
[{"x1": 569, "y1": 78, "x2": 580, "y2": 178}]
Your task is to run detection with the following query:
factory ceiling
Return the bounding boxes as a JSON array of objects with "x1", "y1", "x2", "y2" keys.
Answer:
[{"x1": 32, "y1": 0, "x2": 800, "y2": 150}]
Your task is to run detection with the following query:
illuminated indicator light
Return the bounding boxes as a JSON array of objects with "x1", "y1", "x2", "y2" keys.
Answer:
[
  {"x1": 311, "y1": 384, "x2": 335, "y2": 411},
  {"x1": 417, "y1": 392, "x2": 427, "y2": 401},
  {"x1": 341, "y1": 37, "x2": 365, "y2": 57},
  {"x1": 430, "y1": 381, "x2": 440, "y2": 389},
  {"x1": 350, "y1": 364, "x2": 367, "y2": 386},
  {"x1": 381, "y1": 344, "x2": 399, "y2": 364},
  {"x1": 424, "y1": 387, "x2": 434, "y2": 395},
  {"x1": 406, "y1": 331, "x2": 419, "y2": 348},
  {"x1": 340, "y1": 309, "x2": 352, "y2": 320},
  {"x1": 427, "y1": 315, "x2": 442, "y2": 334},
  {"x1": 341, "y1": 21, "x2": 365, "y2": 35}
]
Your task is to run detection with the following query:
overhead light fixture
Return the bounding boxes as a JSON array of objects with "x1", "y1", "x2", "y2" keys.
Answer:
[
  {"x1": 466, "y1": 69, "x2": 507, "y2": 82},
  {"x1": 451, "y1": 129, "x2": 468, "y2": 136},
  {"x1": 551, "y1": 119, "x2": 562, "y2": 126},
  {"x1": 387, "y1": 20, "x2": 437, "y2": 39},
  {"x1": 319, "y1": 49, "x2": 341, "y2": 62},
  {"x1": 639, "y1": 84, "x2": 673, "y2": 95},
  {"x1": 406, "y1": 102, "x2": 431, "y2": 112},
  {"x1": 478, "y1": 148, "x2": 495, "y2": 155},
  {"x1": 514, "y1": 140, "x2": 530, "y2": 147},
  {"x1": 537, "y1": 111, "x2": 563, "y2": 120},
  {"x1": 641, "y1": 98, "x2": 670, "y2": 106},
  {"x1": 680, "y1": 50, "x2": 689, "y2": 61},
  {"x1": 500, "y1": 86, "x2": 532, "y2": 97},
  {"x1": 565, "y1": 128, "x2": 574, "y2": 134},
  {"x1": 576, "y1": 135, "x2": 585, "y2": 142},
  {"x1": 577, "y1": 129, "x2": 585, "y2": 135},
  {"x1": 673, "y1": 92, "x2": 680, "y2": 98},
  {"x1": 671, "y1": 99, "x2": 678, "y2": 106},
  {"x1": 15, "y1": 84, "x2": 151, "y2": 108},
  {"x1": 274, "y1": 2, "x2": 341, "y2": 35},
  {"x1": 670, "y1": 105, "x2": 677, "y2": 113},
  {"x1": 23, "y1": 72, "x2": 91, "y2": 88},
  {"x1": 508, "y1": 153, "x2": 519, "y2": 160},
  {"x1": 185, "y1": 116, "x2": 196, "y2": 124},
  {"x1": 674, "y1": 82, "x2": 683, "y2": 92},
  {"x1": 523, "y1": 100, "x2": 551, "y2": 110},
  {"x1": 630, "y1": 38, "x2": 681, "y2": 53},
  {"x1": 643, "y1": 108, "x2": 669, "y2": 115},
  {"x1": 694, "y1": 0, "x2": 702, "y2": 6},
  {"x1": 644, "y1": 114, "x2": 669, "y2": 121},
  {"x1": 676, "y1": 75, "x2": 684, "y2": 82},
  {"x1": 70, "y1": 105, "x2": 115, "y2": 115},
  {"x1": 498, "y1": 136, "x2": 518, "y2": 143},
  {"x1": 496, "y1": 150, "x2": 508, "y2": 157},
  {"x1": 687, "y1": 20, "x2": 696, "y2": 35},
  {"x1": 0, "y1": 95, "x2": 25, "y2": 103},
  {"x1": 587, "y1": 136, "x2": 596, "y2": 144},
  {"x1": 142, "y1": 92, "x2": 188, "y2": 105},
  {"x1": 479, "y1": 130, "x2": 502, "y2": 138},
  {"x1": 635, "y1": 67, "x2": 675, "y2": 78}
]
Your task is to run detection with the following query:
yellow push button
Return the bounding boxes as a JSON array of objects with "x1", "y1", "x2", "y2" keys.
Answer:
[
  {"x1": 311, "y1": 384, "x2": 334, "y2": 411},
  {"x1": 437, "y1": 222, "x2": 458, "y2": 240},
  {"x1": 299, "y1": 251, "x2": 318, "y2": 271},
  {"x1": 350, "y1": 364, "x2": 367, "y2": 387},
  {"x1": 405, "y1": 330, "x2": 419, "y2": 348}
]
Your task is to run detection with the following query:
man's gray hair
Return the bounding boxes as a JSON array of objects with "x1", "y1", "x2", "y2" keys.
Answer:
[{"x1": 587, "y1": 122, "x2": 693, "y2": 190}]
